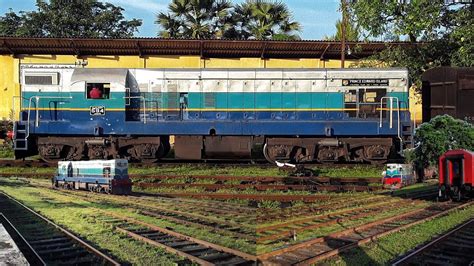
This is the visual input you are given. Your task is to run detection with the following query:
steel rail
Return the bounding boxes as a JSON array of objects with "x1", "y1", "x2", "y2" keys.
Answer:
[
  {"x1": 257, "y1": 201, "x2": 419, "y2": 244},
  {"x1": 131, "y1": 174, "x2": 379, "y2": 184},
  {"x1": 157, "y1": 192, "x2": 332, "y2": 202},
  {"x1": 0, "y1": 213, "x2": 46, "y2": 266},
  {"x1": 138, "y1": 209, "x2": 256, "y2": 242},
  {"x1": 0, "y1": 192, "x2": 120, "y2": 266},
  {"x1": 116, "y1": 227, "x2": 215, "y2": 266},
  {"x1": 44, "y1": 185, "x2": 257, "y2": 229},
  {"x1": 135, "y1": 182, "x2": 381, "y2": 192},
  {"x1": 258, "y1": 201, "x2": 473, "y2": 265},
  {"x1": 99, "y1": 209, "x2": 258, "y2": 262},
  {"x1": 256, "y1": 197, "x2": 408, "y2": 233},
  {"x1": 392, "y1": 218, "x2": 474, "y2": 265},
  {"x1": 258, "y1": 201, "x2": 471, "y2": 262},
  {"x1": 293, "y1": 201, "x2": 473, "y2": 266}
]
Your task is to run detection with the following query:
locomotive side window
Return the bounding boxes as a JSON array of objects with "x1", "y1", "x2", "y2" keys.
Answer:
[
  {"x1": 358, "y1": 89, "x2": 386, "y2": 118},
  {"x1": 344, "y1": 90, "x2": 357, "y2": 117},
  {"x1": 86, "y1": 83, "x2": 110, "y2": 99}
]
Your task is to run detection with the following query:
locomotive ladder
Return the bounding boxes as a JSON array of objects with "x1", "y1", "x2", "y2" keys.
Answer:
[{"x1": 13, "y1": 96, "x2": 72, "y2": 151}]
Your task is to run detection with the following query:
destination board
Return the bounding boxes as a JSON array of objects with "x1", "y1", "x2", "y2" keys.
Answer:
[{"x1": 342, "y1": 79, "x2": 389, "y2": 86}]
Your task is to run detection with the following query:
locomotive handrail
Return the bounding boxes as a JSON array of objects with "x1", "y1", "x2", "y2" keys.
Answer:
[
  {"x1": 380, "y1": 96, "x2": 402, "y2": 154},
  {"x1": 123, "y1": 95, "x2": 147, "y2": 124},
  {"x1": 27, "y1": 96, "x2": 73, "y2": 134}
]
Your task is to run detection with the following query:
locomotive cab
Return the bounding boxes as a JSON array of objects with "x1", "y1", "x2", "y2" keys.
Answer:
[{"x1": 438, "y1": 150, "x2": 474, "y2": 200}]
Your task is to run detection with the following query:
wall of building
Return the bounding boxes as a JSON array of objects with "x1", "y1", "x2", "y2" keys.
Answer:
[
  {"x1": 0, "y1": 55, "x2": 18, "y2": 120},
  {"x1": 0, "y1": 54, "x2": 420, "y2": 121}
]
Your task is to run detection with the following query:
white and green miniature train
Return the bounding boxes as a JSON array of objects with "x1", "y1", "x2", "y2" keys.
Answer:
[{"x1": 53, "y1": 159, "x2": 132, "y2": 195}]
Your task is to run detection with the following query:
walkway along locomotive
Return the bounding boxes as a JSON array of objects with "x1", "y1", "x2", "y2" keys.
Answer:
[{"x1": 12, "y1": 67, "x2": 412, "y2": 164}]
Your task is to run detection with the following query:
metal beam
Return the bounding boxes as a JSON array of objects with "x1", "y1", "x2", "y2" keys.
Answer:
[
  {"x1": 0, "y1": 40, "x2": 15, "y2": 55},
  {"x1": 320, "y1": 44, "x2": 331, "y2": 60}
]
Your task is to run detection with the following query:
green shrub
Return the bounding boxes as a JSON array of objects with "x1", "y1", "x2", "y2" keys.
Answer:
[{"x1": 414, "y1": 115, "x2": 474, "y2": 168}]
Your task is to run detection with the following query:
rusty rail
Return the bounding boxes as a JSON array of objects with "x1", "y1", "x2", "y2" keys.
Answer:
[
  {"x1": 157, "y1": 192, "x2": 332, "y2": 202},
  {"x1": 0, "y1": 192, "x2": 120, "y2": 265},
  {"x1": 98, "y1": 209, "x2": 257, "y2": 265},
  {"x1": 392, "y1": 218, "x2": 474, "y2": 265},
  {"x1": 259, "y1": 201, "x2": 473, "y2": 265},
  {"x1": 135, "y1": 182, "x2": 382, "y2": 192}
]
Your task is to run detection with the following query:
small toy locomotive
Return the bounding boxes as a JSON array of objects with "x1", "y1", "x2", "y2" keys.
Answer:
[
  {"x1": 53, "y1": 159, "x2": 132, "y2": 195},
  {"x1": 382, "y1": 164, "x2": 416, "y2": 189},
  {"x1": 438, "y1": 149, "x2": 473, "y2": 201}
]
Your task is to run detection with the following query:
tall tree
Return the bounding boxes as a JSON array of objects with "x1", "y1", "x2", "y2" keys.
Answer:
[
  {"x1": 156, "y1": 0, "x2": 233, "y2": 39},
  {"x1": 348, "y1": 0, "x2": 473, "y2": 86},
  {"x1": 0, "y1": 0, "x2": 142, "y2": 38},
  {"x1": 325, "y1": 19, "x2": 359, "y2": 41},
  {"x1": 232, "y1": 0, "x2": 301, "y2": 40},
  {"x1": 156, "y1": 0, "x2": 301, "y2": 40}
]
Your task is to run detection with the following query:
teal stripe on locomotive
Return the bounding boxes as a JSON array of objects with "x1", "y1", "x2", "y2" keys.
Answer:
[{"x1": 22, "y1": 91, "x2": 408, "y2": 111}]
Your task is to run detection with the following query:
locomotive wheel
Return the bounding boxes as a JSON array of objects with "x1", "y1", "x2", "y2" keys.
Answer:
[
  {"x1": 362, "y1": 145, "x2": 389, "y2": 165},
  {"x1": 38, "y1": 144, "x2": 63, "y2": 163},
  {"x1": 263, "y1": 144, "x2": 275, "y2": 164},
  {"x1": 130, "y1": 143, "x2": 163, "y2": 163},
  {"x1": 263, "y1": 143, "x2": 292, "y2": 164}
]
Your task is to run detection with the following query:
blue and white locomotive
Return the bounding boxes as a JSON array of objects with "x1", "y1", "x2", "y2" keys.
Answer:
[
  {"x1": 53, "y1": 159, "x2": 132, "y2": 195},
  {"x1": 13, "y1": 67, "x2": 412, "y2": 163}
]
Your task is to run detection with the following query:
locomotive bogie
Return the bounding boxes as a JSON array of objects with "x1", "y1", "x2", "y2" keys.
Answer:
[{"x1": 37, "y1": 136, "x2": 169, "y2": 163}]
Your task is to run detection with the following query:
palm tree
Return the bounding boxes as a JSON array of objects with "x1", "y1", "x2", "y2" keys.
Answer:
[
  {"x1": 157, "y1": 13, "x2": 183, "y2": 38},
  {"x1": 156, "y1": 0, "x2": 233, "y2": 39},
  {"x1": 325, "y1": 19, "x2": 360, "y2": 41},
  {"x1": 233, "y1": 0, "x2": 301, "y2": 40}
]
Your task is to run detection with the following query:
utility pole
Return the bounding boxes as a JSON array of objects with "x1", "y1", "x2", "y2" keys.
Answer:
[{"x1": 340, "y1": 0, "x2": 347, "y2": 68}]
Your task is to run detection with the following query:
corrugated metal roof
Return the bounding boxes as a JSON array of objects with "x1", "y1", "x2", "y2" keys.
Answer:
[{"x1": 0, "y1": 36, "x2": 418, "y2": 59}]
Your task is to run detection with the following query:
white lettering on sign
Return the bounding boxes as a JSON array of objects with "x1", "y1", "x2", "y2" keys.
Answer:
[{"x1": 90, "y1": 106, "x2": 105, "y2": 116}]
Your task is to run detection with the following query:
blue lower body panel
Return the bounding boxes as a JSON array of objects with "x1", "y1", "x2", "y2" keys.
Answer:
[{"x1": 25, "y1": 110, "x2": 411, "y2": 137}]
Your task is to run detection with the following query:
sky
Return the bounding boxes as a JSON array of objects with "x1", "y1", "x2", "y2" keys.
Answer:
[{"x1": 0, "y1": 0, "x2": 341, "y2": 40}]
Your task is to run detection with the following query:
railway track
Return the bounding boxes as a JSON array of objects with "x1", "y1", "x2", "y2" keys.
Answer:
[
  {"x1": 156, "y1": 192, "x2": 333, "y2": 202},
  {"x1": 0, "y1": 192, "x2": 119, "y2": 265},
  {"x1": 136, "y1": 182, "x2": 381, "y2": 192},
  {"x1": 0, "y1": 171, "x2": 382, "y2": 193},
  {"x1": 93, "y1": 209, "x2": 257, "y2": 265},
  {"x1": 0, "y1": 158, "x2": 376, "y2": 168},
  {"x1": 392, "y1": 218, "x2": 474, "y2": 265},
  {"x1": 257, "y1": 201, "x2": 473, "y2": 265},
  {"x1": 256, "y1": 198, "x2": 425, "y2": 244}
]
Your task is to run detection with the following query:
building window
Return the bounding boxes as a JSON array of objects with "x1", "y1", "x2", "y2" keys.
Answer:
[{"x1": 86, "y1": 83, "x2": 110, "y2": 99}]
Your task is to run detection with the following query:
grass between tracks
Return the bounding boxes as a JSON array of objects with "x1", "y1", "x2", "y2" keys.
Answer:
[
  {"x1": 0, "y1": 164, "x2": 383, "y2": 178},
  {"x1": 0, "y1": 179, "x2": 183, "y2": 265},
  {"x1": 321, "y1": 202, "x2": 474, "y2": 265},
  {"x1": 0, "y1": 178, "x2": 254, "y2": 264},
  {"x1": 256, "y1": 200, "x2": 430, "y2": 254}
]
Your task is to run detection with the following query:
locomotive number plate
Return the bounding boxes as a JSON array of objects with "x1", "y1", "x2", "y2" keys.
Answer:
[{"x1": 90, "y1": 106, "x2": 105, "y2": 116}]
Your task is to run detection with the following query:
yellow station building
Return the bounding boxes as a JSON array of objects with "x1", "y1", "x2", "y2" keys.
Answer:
[{"x1": 0, "y1": 37, "x2": 421, "y2": 123}]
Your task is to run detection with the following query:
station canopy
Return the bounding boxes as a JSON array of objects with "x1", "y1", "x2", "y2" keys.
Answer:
[{"x1": 0, "y1": 36, "x2": 417, "y2": 59}]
